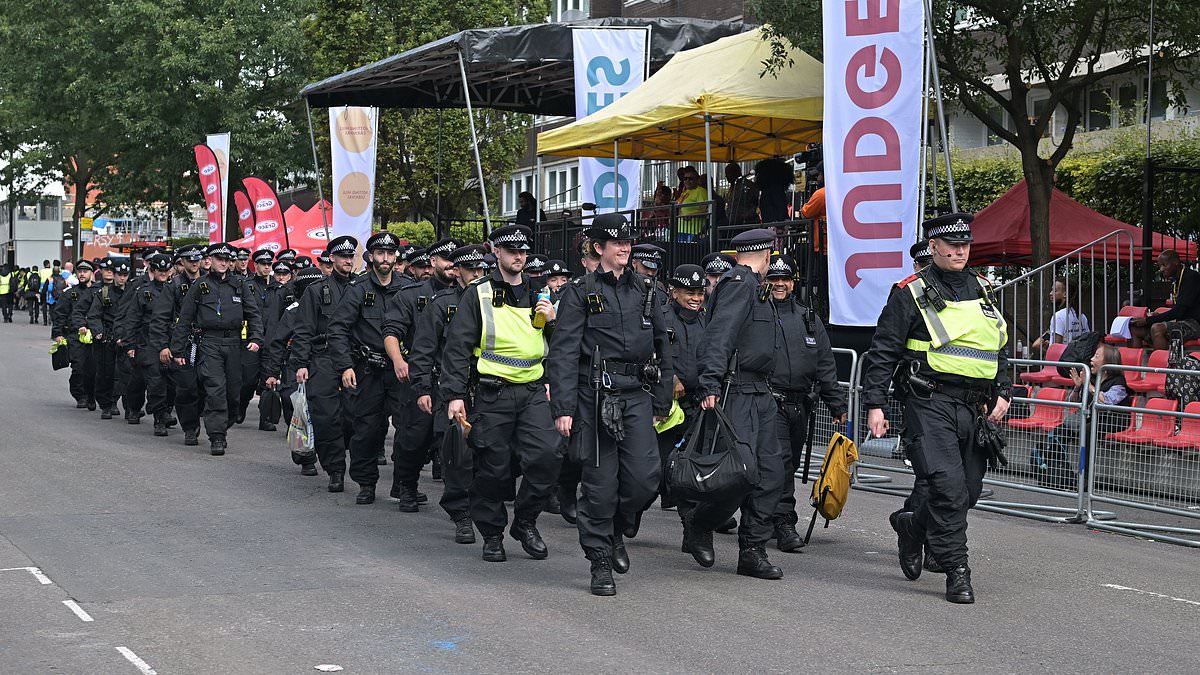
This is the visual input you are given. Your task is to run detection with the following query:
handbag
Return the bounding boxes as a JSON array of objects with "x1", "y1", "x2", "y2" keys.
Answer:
[
  {"x1": 442, "y1": 414, "x2": 472, "y2": 469},
  {"x1": 286, "y1": 382, "x2": 315, "y2": 459},
  {"x1": 667, "y1": 406, "x2": 759, "y2": 503}
]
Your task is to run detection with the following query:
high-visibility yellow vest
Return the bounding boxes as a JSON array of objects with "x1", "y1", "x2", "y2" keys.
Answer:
[
  {"x1": 473, "y1": 280, "x2": 546, "y2": 383},
  {"x1": 0, "y1": 274, "x2": 9, "y2": 294},
  {"x1": 904, "y1": 273, "x2": 1007, "y2": 381}
]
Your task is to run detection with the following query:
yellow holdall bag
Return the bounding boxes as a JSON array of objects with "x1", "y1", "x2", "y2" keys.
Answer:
[{"x1": 804, "y1": 431, "x2": 859, "y2": 544}]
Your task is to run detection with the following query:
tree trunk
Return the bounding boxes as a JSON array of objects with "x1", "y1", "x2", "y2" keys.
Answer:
[{"x1": 1023, "y1": 154, "x2": 1055, "y2": 269}]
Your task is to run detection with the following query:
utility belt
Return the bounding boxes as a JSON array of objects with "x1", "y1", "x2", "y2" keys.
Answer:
[
  {"x1": 903, "y1": 366, "x2": 992, "y2": 406},
  {"x1": 352, "y1": 345, "x2": 390, "y2": 371},
  {"x1": 771, "y1": 387, "x2": 817, "y2": 407},
  {"x1": 311, "y1": 334, "x2": 329, "y2": 352},
  {"x1": 198, "y1": 328, "x2": 240, "y2": 339},
  {"x1": 476, "y1": 375, "x2": 543, "y2": 391},
  {"x1": 600, "y1": 358, "x2": 660, "y2": 386}
]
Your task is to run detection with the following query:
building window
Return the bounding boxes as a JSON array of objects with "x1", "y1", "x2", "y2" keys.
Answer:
[
  {"x1": 1118, "y1": 83, "x2": 1138, "y2": 125},
  {"x1": 1146, "y1": 78, "x2": 1168, "y2": 121},
  {"x1": 550, "y1": 0, "x2": 589, "y2": 22},
  {"x1": 1087, "y1": 88, "x2": 1112, "y2": 131}
]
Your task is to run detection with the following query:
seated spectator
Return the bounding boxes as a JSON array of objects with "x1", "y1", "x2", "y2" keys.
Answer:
[
  {"x1": 724, "y1": 162, "x2": 759, "y2": 225},
  {"x1": 640, "y1": 183, "x2": 673, "y2": 240},
  {"x1": 1131, "y1": 250, "x2": 1200, "y2": 349},
  {"x1": 514, "y1": 191, "x2": 545, "y2": 227},
  {"x1": 1031, "y1": 278, "x2": 1090, "y2": 353},
  {"x1": 1043, "y1": 344, "x2": 1130, "y2": 488},
  {"x1": 675, "y1": 167, "x2": 708, "y2": 242}
]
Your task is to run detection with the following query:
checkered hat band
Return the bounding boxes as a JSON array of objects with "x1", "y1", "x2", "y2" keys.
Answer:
[
  {"x1": 928, "y1": 221, "x2": 971, "y2": 238},
  {"x1": 330, "y1": 241, "x2": 355, "y2": 254},
  {"x1": 735, "y1": 241, "x2": 772, "y2": 252}
]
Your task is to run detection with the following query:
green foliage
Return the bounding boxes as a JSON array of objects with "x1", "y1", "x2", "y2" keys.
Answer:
[{"x1": 386, "y1": 221, "x2": 436, "y2": 245}]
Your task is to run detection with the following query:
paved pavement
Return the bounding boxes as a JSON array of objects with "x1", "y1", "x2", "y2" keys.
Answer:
[{"x1": 1, "y1": 319, "x2": 1198, "y2": 674}]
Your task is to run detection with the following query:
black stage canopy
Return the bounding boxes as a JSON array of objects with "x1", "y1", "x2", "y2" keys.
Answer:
[{"x1": 300, "y1": 17, "x2": 753, "y2": 115}]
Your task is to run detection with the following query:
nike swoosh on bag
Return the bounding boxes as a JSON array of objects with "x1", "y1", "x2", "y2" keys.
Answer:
[{"x1": 695, "y1": 469, "x2": 720, "y2": 482}]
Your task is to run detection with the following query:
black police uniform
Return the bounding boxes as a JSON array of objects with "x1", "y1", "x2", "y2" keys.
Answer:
[
  {"x1": 690, "y1": 230, "x2": 787, "y2": 578},
  {"x1": 327, "y1": 266, "x2": 407, "y2": 500},
  {"x1": 861, "y1": 213, "x2": 1011, "y2": 603},
  {"x1": 261, "y1": 293, "x2": 310, "y2": 469},
  {"x1": 256, "y1": 278, "x2": 295, "y2": 430},
  {"x1": 291, "y1": 268, "x2": 356, "y2": 485},
  {"x1": 116, "y1": 271, "x2": 173, "y2": 433},
  {"x1": 149, "y1": 271, "x2": 205, "y2": 443},
  {"x1": 85, "y1": 278, "x2": 128, "y2": 417},
  {"x1": 239, "y1": 272, "x2": 276, "y2": 423},
  {"x1": 441, "y1": 261, "x2": 561, "y2": 560},
  {"x1": 769, "y1": 283, "x2": 847, "y2": 544},
  {"x1": 56, "y1": 276, "x2": 97, "y2": 408},
  {"x1": 547, "y1": 227, "x2": 673, "y2": 588},
  {"x1": 170, "y1": 267, "x2": 264, "y2": 450},
  {"x1": 657, "y1": 266, "x2": 707, "y2": 511}
]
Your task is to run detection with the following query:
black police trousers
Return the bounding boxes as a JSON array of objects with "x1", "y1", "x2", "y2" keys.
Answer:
[
  {"x1": 391, "y1": 382, "x2": 430, "y2": 491},
  {"x1": 196, "y1": 337, "x2": 243, "y2": 441},
  {"x1": 119, "y1": 350, "x2": 144, "y2": 417},
  {"x1": 690, "y1": 390, "x2": 786, "y2": 549},
  {"x1": 239, "y1": 346, "x2": 260, "y2": 419},
  {"x1": 345, "y1": 360, "x2": 402, "y2": 487},
  {"x1": 774, "y1": 402, "x2": 812, "y2": 524},
  {"x1": 170, "y1": 357, "x2": 204, "y2": 435},
  {"x1": 68, "y1": 336, "x2": 96, "y2": 404},
  {"x1": 468, "y1": 382, "x2": 559, "y2": 537},
  {"x1": 306, "y1": 353, "x2": 350, "y2": 476},
  {"x1": 575, "y1": 388, "x2": 659, "y2": 556},
  {"x1": 902, "y1": 392, "x2": 987, "y2": 569},
  {"x1": 137, "y1": 348, "x2": 170, "y2": 417},
  {"x1": 93, "y1": 341, "x2": 119, "y2": 411}
]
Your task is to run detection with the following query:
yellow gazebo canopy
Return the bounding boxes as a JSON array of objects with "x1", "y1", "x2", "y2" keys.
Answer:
[{"x1": 537, "y1": 27, "x2": 824, "y2": 162}]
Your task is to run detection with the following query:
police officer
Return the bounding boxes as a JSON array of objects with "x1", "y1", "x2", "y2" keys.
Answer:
[
  {"x1": 686, "y1": 228, "x2": 787, "y2": 580},
  {"x1": 117, "y1": 253, "x2": 175, "y2": 435},
  {"x1": 547, "y1": 213, "x2": 674, "y2": 596},
  {"x1": 257, "y1": 260, "x2": 296, "y2": 432},
  {"x1": 317, "y1": 250, "x2": 334, "y2": 277},
  {"x1": 862, "y1": 213, "x2": 1011, "y2": 604},
  {"x1": 408, "y1": 250, "x2": 433, "y2": 282},
  {"x1": 327, "y1": 231, "x2": 408, "y2": 504},
  {"x1": 382, "y1": 237, "x2": 460, "y2": 509},
  {"x1": 630, "y1": 244, "x2": 665, "y2": 280},
  {"x1": 276, "y1": 248, "x2": 298, "y2": 264},
  {"x1": 293, "y1": 235, "x2": 359, "y2": 492},
  {"x1": 169, "y1": 243, "x2": 265, "y2": 455},
  {"x1": 0, "y1": 264, "x2": 14, "y2": 322},
  {"x1": 544, "y1": 260, "x2": 571, "y2": 294},
  {"x1": 54, "y1": 260, "x2": 97, "y2": 409},
  {"x1": 264, "y1": 265, "x2": 325, "y2": 475},
  {"x1": 657, "y1": 264, "x2": 707, "y2": 516},
  {"x1": 765, "y1": 254, "x2": 847, "y2": 552},
  {"x1": 441, "y1": 228, "x2": 561, "y2": 562},
  {"x1": 700, "y1": 252, "x2": 736, "y2": 298},
  {"x1": 150, "y1": 245, "x2": 206, "y2": 445},
  {"x1": 238, "y1": 249, "x2": 276, "y2": 424},
  {"x1": 86, "y1": 261, "x2": 131, "y2": 419},
  {"x1": 405, "y1": 244, "x2": 486, "y2": 542}
]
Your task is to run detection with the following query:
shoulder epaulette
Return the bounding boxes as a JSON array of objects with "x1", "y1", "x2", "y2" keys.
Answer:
[{"x1": 896, "y1": 273, "x2": 921, "y2": 289}]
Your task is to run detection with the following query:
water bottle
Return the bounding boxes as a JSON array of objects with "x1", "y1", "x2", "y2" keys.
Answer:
[
  {"x1": 1015, "y1": 339, "x2": 1024, "y2": 359},
  {"x1": 532, "y1": 288, "x2": 551, "y2": 329}
]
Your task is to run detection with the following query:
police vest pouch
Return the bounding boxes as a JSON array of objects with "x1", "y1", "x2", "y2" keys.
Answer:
[{"x1": 667, "y1": 406, "x2": 759, "y2": 504}]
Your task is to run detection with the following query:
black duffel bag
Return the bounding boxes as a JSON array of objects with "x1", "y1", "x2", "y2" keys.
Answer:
[{"x1": 667, "y1": 406, "x2": 759, "y2": 503}]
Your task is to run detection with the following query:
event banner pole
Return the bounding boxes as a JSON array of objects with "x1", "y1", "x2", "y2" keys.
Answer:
[
  {"x1": 572, "y1": 27, "x2": 647, "y2": 215},
  {"x1": 458, "y1": 49, "x2": 491, "y2": 236},
  {"x1": 329, "y1": 105, "x2": 378, "y2": 248},
  {"x1": 304, "y1": 99, "x2": 331, "y2": 241},
  {"x1": 923, "y1": 0, "x2": 957, "y2": 212},
  {"x1": 823, "y1": 0, "x2": 923, "y2": 327},
  {"x1": 704, "y1": 114, "x2": 714, "y2": 243}
]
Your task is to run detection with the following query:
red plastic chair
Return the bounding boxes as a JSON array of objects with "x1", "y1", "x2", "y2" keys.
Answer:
[
  {"x1": 1104, "y1": 306, "x2": 1148, "y2": 346},
  {"x1": 1006, "y1": 387, "x2": 1069, "y2": 431},
  {"x1": 1104, "y1": 397, "x2": 1142, "y2": 442},
  {"x1": 1155, "y1": 401, "x2": 1200, "y2": 452},
  {"x1": 1020, "y1": 343, "x2": 1068, "y2": 384},
  {"x1": 1118, "y1": 347, "x2": 1145, "y2": 387},
  {"x1": 1127, "y1": 350, "x2": 1170, "y2": 394},
  {"x1": 1107, "y1": 398, "x2": 1177, "y2": 444}
]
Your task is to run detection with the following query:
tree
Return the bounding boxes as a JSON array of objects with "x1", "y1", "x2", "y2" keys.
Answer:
[
  {"x1": 304, "y1": 0, "x2": 546, "y2": 230},
  {"x1": 754, "y1": 0, "x2": 1200, "y2": 267}
]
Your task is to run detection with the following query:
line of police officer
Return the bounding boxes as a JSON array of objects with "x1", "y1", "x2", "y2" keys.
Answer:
[{"x1": 48, "y1": 211, "x2": 1004, "y2": 603}]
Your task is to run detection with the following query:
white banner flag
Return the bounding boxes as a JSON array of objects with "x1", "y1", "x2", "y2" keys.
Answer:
[
  {"x1": 329, "y1": 106, "x2": 378, "y2": 246},
  {"x1": 206, "y1": 132, "x2": 231, "y2": 243},
  {"x1": 572, "y1": 27, "x2": 647, "y2": 214},
  {"x1": 823, "y1": 0, "x2": 923, "y2": 326}
]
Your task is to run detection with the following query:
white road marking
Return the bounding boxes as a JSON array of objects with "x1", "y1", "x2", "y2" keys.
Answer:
[
  {"x1": 0, "y1": 566, "x2": 53, "y2": 584},
  {"x1": 1103, "y1": 584, "x2": 1200, "y2": 607},
  {"x1": 116, "y1": 647, "x2": 157, "y2": 675},
  {"x1": 62, "y1": 599, "x2": 94, "y2": 622},
  {"x1": 315, "y1": 666, "x2": 344, "y2": 672}
]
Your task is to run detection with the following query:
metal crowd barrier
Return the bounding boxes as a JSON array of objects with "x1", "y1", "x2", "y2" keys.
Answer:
[{"x1": 1086, "y1": 364, "x2": 1200, "y2": 548}]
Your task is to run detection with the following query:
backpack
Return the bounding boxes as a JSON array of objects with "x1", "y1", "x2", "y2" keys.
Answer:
[{"x1": 804, "y1": 431, "x2": 858, "y2": 544}]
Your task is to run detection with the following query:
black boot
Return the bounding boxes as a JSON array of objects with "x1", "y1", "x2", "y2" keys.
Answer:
[
  {"x1": 75, "y1": 398, "x2": 88, "y2": 409},
  {"x1": 209, "y1": 437, "x2": 227, "y2": 456},
  {"x1": 560, "y1": 487, "x2": 578, "y2": 525},
  {"x1": 86, "y1": 399, "x2": 97, "y2": 411},
  {"x1": 184, "y1": 429, "x2": 199, "y2": 446},
  {"x1": 586, "y1": 550, "x2": 616, "y2": 596},
  {"x1": 393, "y1": 485, "x2": 420, "y2": 513},
  {"x1": 682, "y1": 512, "x2": 715, "y2": 568},
  {"x1": 889, "y1": 510, "x2": 924, "y2": 581},
  {"x1": 923, "y1": 545, "x2": 944, "y2": 573},
  {"x1": 611, "y1": 533, "x2": 629, "y2": 574},
  {"x1": 300, "y1": 463, "x2": 318, "y2": 476},
  {"x1": 259, "y1": 420, "x2": 276, "y2": 432},
  {"x1": 454, "y1": 516, "x2": 476, "y2": 544},
  {"x1": 328, "y1": 472, "x2": 345, "y2": 493},
  {"x1": 773, "y1": 520, "x2": 805, "y2": 553},
  {"x1": 945, "y1": 565, "x2": 975, "y2": 604},
  {"x1": 482, "y1": 535, "x2": 506, "y2": 562},
  {"x1": 715, "y1": 516, "x2": 738, "y2": 533},
  {"x1": 510, "y1": 520, "x2": 548, "y2": 560},
  {"x1": 355, "y1": 485, "x2": 376, "y2": 504},
  {"x1": 545, "y1": 492, "x2": 562, "y2": 515},
  {"x1": 153, "y1": 415, "x2": 168, "y2": 437},
  {"x1": 100, "y1": 408, "x2": 113, "y2": 420},
  {"x1": 126, "y1": 411, "x2": 141, "y2": 424},
  {"x1": 416, "y1": 491, "x2": 428, "y2": 504},
  {"x1": 163, "y1": 413, "x2": 178, "y2": 428},
  {"x1": 736, "y1": 546, "x2": 783, "y2": 580}
]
